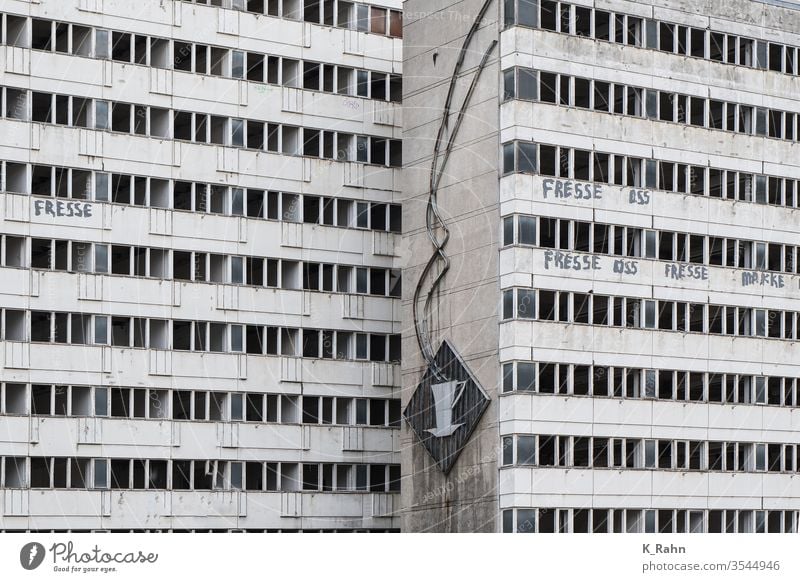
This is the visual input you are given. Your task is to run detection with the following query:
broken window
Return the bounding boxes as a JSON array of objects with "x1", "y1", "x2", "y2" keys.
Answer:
[
  {"x1": 4, "y1": 457, "x2": 27, "y2": 487},
  {"x1": 174, "y1": 111, "x2": 192, "y2": 140},
  {"x1": 112, "y1": 32, "x2": 132, "y2": 62},
  {"x1": 110, "y1": 387, "x2": 130, "y2": 417},
  {"x1": 174, "y1": 41, "x2": 193, "y2": 71},
  {"x1": 5, "y1": 15, "x2": 28, "y2": 49},
  {"x1": 30, "y1": 457, "x2": 52, "y2": 487},
  {"x1": 173, "y1": 321, "x2": 191, "y2": 351},
  {"x1": 210, "y1": 46, "x2": 227, "y2": 76},
  {"x1": 197, "y1": 114, "x2": 211, "y2": 143},
  {"x1": 370, "y1": 72, "x2": 386, "y2": 100},
  {"x1": 246, "y1": 121, "x2": 264, "y2": 150},
  {"x1": 5, "y1": 384, "x2": 27, "y2": 414},
  {"x1": 31, "y1": 385, "x2": 51, "y2": 415},
  {"x1": 172, "y1": 460, "x2": 191, "y2": 490},
  {"x1": 194, "y1": 44, "x2": 209, "y2": 74},
  {"x1": 246, "y1": 52, "x2": 264, "y2": 82},
  {"x1": 31, "y1": 92, "x2": 52, "y2": 123},
  {"x1": 31, "y1": 19, "x2": 53, "y2": 51},
  {"x1": 194, "y1": 322, "x2": 207, "y2": 351},
  {"x1": 172, "y1": 390, "x2": 191, "y2": 420},
  {"x1": 38, "y1": 457, "x2": 67, "y2": 489},
  {"x1": 31, "y1": 311, "x2": 51, "y2": 342},
  {"x1": 111, "y1": 459, "x2": 130, "y2": 489},
  {"x1": 151, "y1": 38, "x2": 169, "y2": 68}
]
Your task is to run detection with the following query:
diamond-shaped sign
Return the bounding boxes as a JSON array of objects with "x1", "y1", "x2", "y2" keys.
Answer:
[{"x1": 404, "y1": 340, "x2": 490, "y2": 473}]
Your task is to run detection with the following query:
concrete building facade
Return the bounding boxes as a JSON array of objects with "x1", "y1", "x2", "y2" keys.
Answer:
[
  {"x1": 0, "y1": 0, "x2": 403, "y2": 532},
  {"x1": 5, "y1": 0, "x2": 800, "y2": 535},
  {"x1": 402, "y1": 0, "x2": 800, "y2": 533}
]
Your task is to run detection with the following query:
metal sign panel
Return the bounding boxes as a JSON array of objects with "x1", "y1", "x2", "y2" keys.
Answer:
[{"x1": 403, "y1": 340, "x2": 490, "y2": 474}]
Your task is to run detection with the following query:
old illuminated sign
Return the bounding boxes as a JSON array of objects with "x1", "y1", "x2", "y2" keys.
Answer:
[{"x1": 404, "y1": 340, "x2": 490, "y2": 474}]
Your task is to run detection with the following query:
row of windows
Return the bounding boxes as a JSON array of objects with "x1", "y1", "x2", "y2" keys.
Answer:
[
  {"x1": 502, "y1": 434, "x2": 800, "y2": 474},
  {"x1": 180, "y1": 0, "x2": 403, "y2": 38},
  {"x1": 6, "y1": 15, "x2": 400, "y2": 102},
  {"x1": 502, "y1": 214, "x2": 800, "y2": 274},
  {"x1": 0, "y1": 309, "x2": 401, "y2": 361},
  {"x1": 504, "y1": 67, "x2": 800, "y2": 143},
  {"x1": 502, "y1": 361, "x2": 800, "y2": 407},
  {"x1": 503, "y1": 0, "x2": 800, "y2": 77},
  {"x1": 1, "y1": 383, "x2": 400, "y2": 427},
  {"x1": 0, "y1": 87, "x2": 402, "y2": 167},
  {"x1": 502, "y1": 507, "x2": 798, "y2": 534},
  {"x1": 2, "y1": 162, "x2": 401, "y2": 232},
  {"x1": 2, "y1": 235, "x2": 401, "y2": 297},
  {"x1": 502, "y1": 288, "x2": 800, "y2": 341},
  {"x1": 0, "y1": 527, "x2": 400, "y2": 534},
  {"x1": 177, "y1": 47, "x2": 400, "y2": 101},
  {"x1": 502, "y1": 140, "x2": 800, "y2": 209},
  {"x1": 1, "y1": 456, "x2": 400, "y2": 492}
]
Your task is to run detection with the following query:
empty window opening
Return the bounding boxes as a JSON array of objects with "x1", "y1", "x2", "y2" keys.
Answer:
[
  {"x1": 112, "y1": 32, "x2": 132, "y2": 62},
  {"x1": 31, "y1": 19, "x2": 53, "y2": 51}
]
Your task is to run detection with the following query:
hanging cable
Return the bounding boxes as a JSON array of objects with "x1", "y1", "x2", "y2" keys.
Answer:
[{"x1": 412, "y1": 0, "x2": 497, "y2": 381}]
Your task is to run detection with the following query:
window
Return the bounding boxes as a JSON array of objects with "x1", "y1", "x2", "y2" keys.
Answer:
[
  {"x1": 518, "y1": 216, "x2": 536, "y2": 245},
  {"x1": 88, "y1": 28, "x2": 108, "y2": 59},
  {"x1": 516, "y1": 289, "x2": 536, "y2": 319},
  {"x1": 93, "y1": 459, "x2": 109, "y2": 488},
  {"x1": 755, "y1": 444, "x2": 767, "y2": 472},
  {"x1": 503, "y1": 143, "x2": 515, "y2": 175},
  {"x1": 517, "y1": 436, "x2": 536, "y2": 465},
  {"x1": 643, "y1": 301, "x2": 656, "y2": 329},
  {"x1": 518, "y1": 142, "x2": 536, "y2": 174},
  {"x1": 389, "y1": 10, "x2": 402, "y2": 37},
  {"x1": 370, "y1": 7, "x2": 386, "y2": 35},
  {"x1": 644, "y1": 440, "x2": 656, "y2": 468},
  {"x1": 502, "y1": 436, "x2": 514, "y2": 465},
  {"x1": 518, "y1": 68, "x2": 537, "y2": 100},
  {"x1": 518, "y1": 363, "x2": 535, "y2": 392},
  {"x1": 644, "y1": 370, "x2": 656, "y2": 398}
]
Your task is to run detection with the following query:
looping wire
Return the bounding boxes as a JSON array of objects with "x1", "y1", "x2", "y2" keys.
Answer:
[{"x1": 412, "y1": 0, "x2": 497, "y2": 381}]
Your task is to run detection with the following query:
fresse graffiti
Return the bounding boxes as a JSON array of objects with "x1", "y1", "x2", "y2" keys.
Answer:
[{"x1": 33, "y1": 199, "x2": 93, "y2": 218}]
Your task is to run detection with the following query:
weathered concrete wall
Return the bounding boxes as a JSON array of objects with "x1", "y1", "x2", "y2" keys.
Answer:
[{"x1": 400, "y1": 0, "x2": 501, "y2": 532}]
